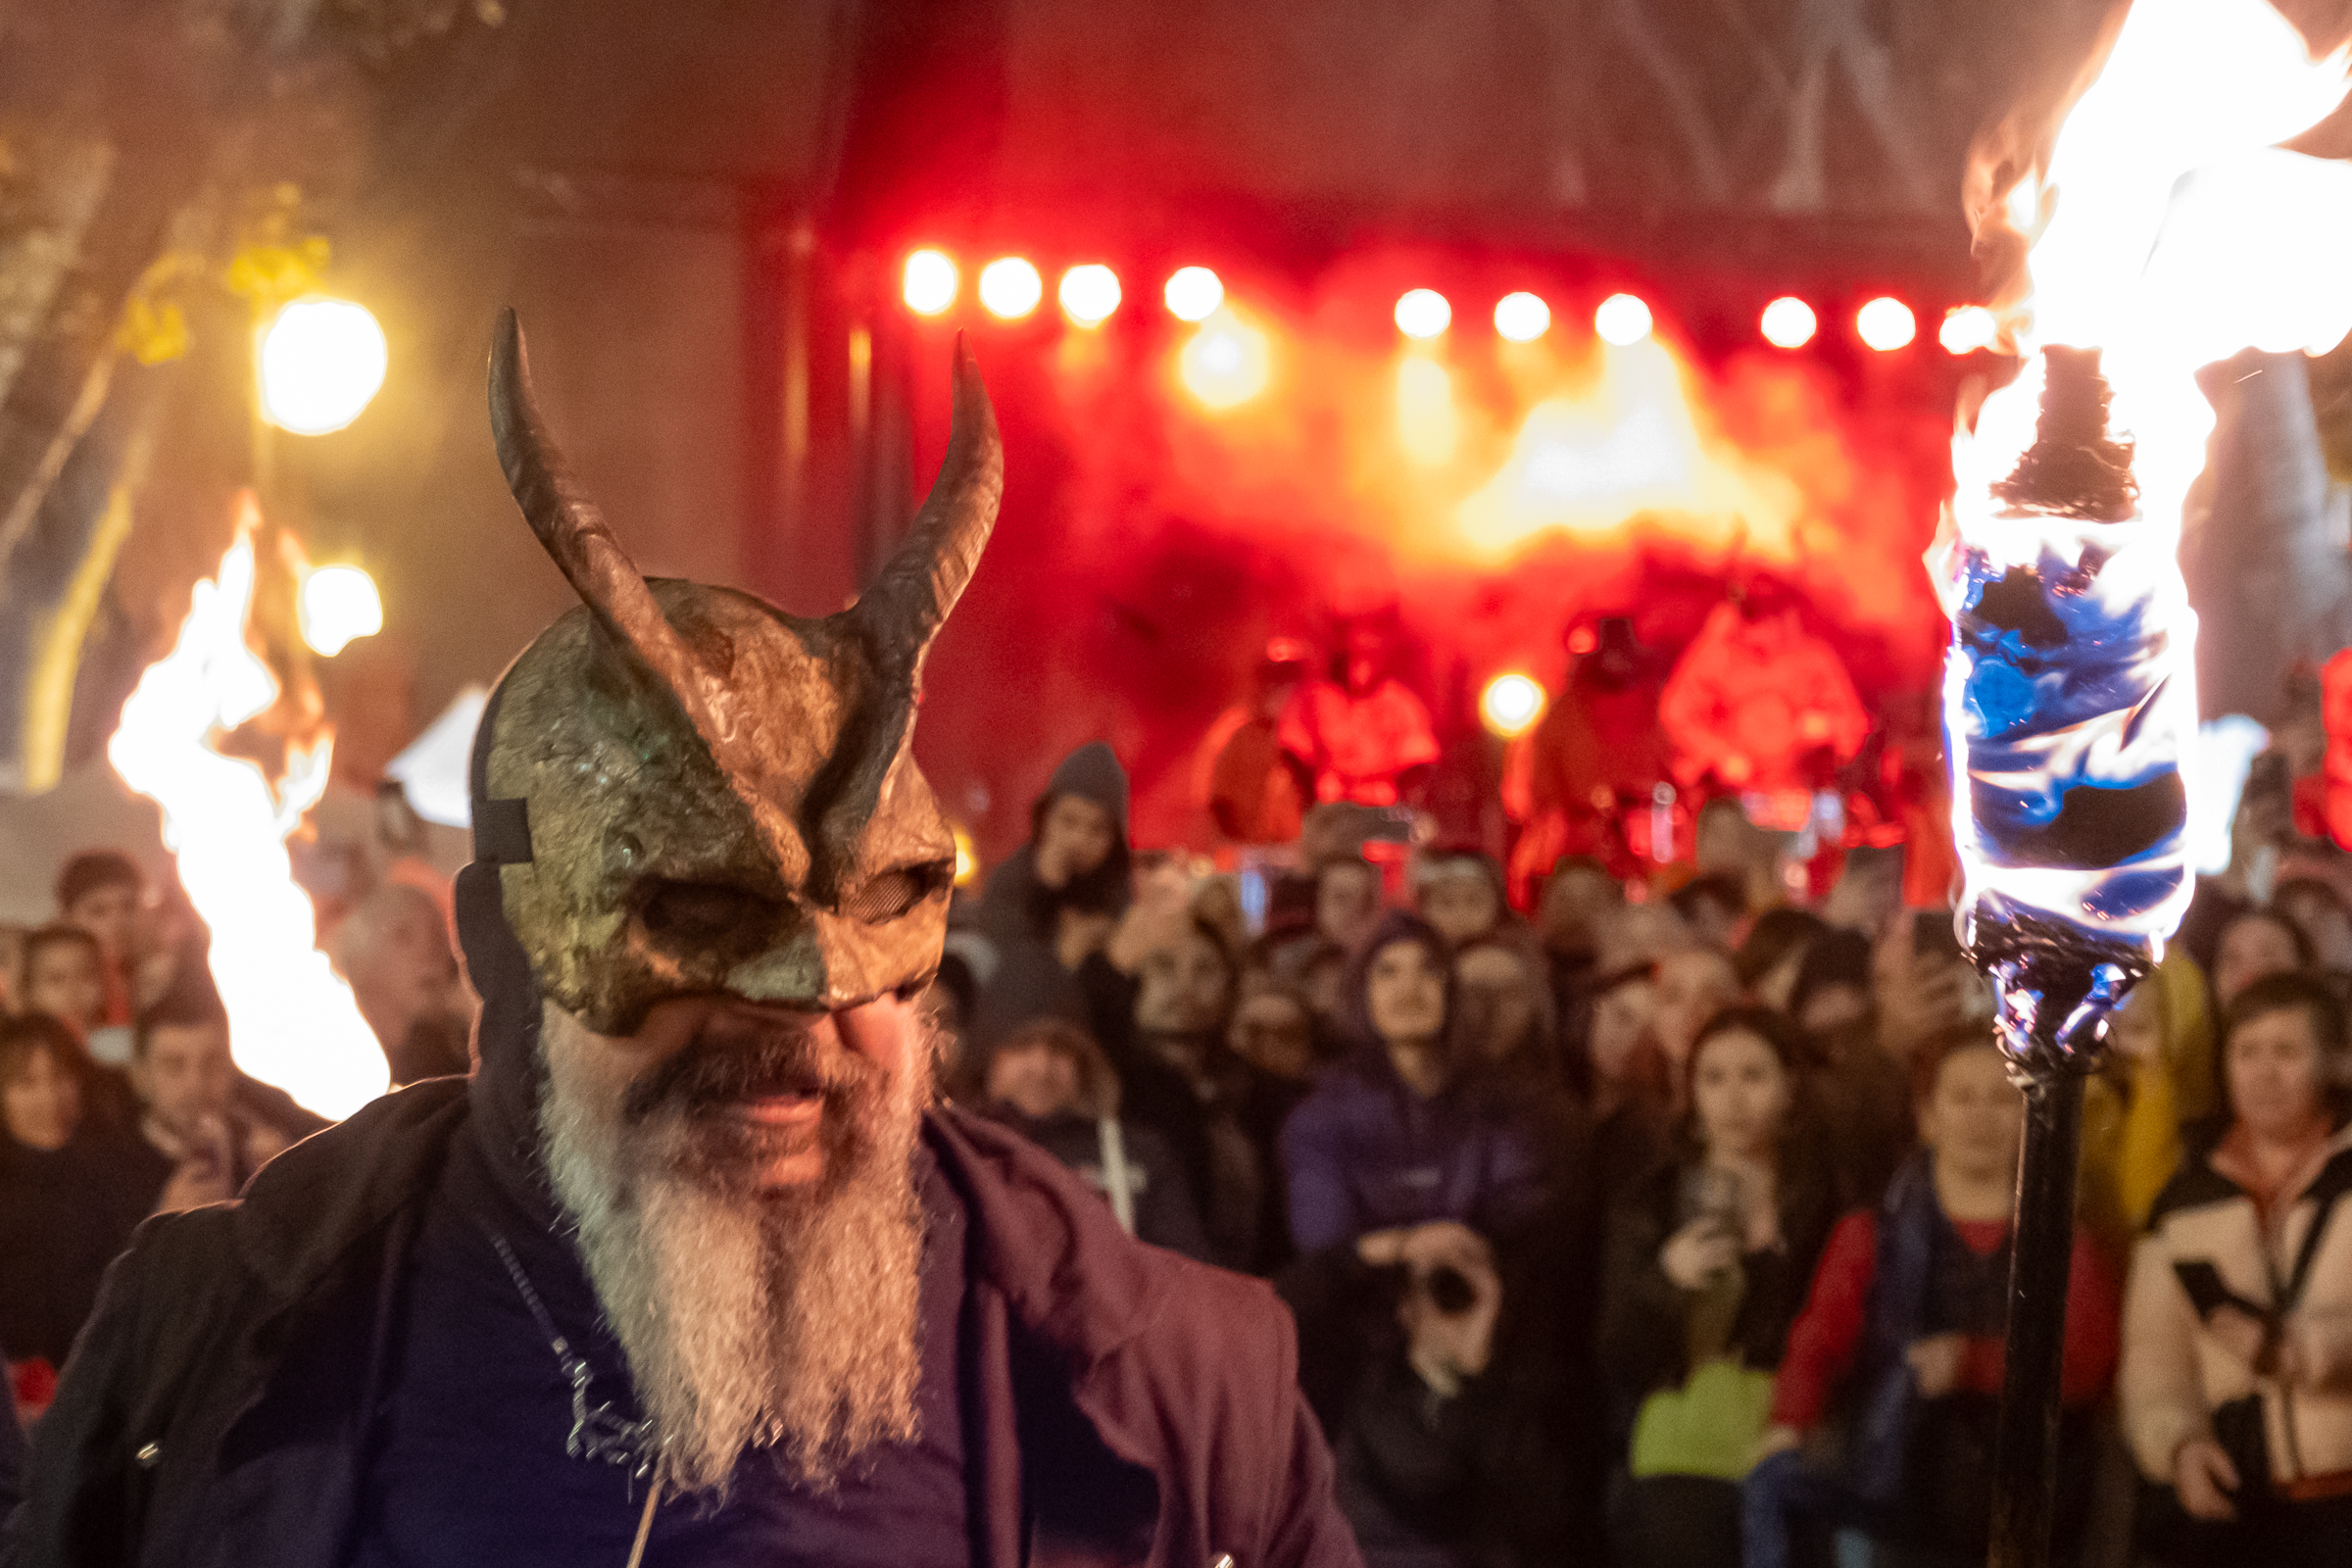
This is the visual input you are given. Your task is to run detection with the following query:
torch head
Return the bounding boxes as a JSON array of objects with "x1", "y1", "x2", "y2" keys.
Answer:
[{"x1": 1938, "y1": 347, "x2": 2194, "y2": 1078}]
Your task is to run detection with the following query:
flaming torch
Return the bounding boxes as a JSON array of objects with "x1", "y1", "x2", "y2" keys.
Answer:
[
  {"x1": 1936, "y1": 4, "x2": 2352, "y2": 1562},
  {"x1": 109, "y1": 500, "x2": 389, "y2": 1121}
]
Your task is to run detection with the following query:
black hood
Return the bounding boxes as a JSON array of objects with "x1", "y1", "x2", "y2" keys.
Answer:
[{"x1": 454, "y1": 676, "x2": 562, "y2": 1226}]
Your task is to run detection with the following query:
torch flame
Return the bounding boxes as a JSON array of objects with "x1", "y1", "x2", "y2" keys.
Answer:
[
  {"x1": 108, "y1": 508, "x2": 389, "y2": 1120},
  {"x1": 1938, "y1": 0, "x2": 2352, "y2": 973}
]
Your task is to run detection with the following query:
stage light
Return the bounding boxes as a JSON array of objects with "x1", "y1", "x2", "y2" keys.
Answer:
[
  {"x1": 1164, "y1": 267, "x2": 1224, "y2": 322},
  {"x1": 1480, "y1": 673, "x2": 1546, "y2": 738},
  {"x1": 298, "y1": 564, "x2": 383, "y2": 657},
  {"x1": 258, "y1": 298, "x2": 386, "y2": 434},
  {"x1": 1180, "y1": 315, "x2": 1269, "y2": 409},
  {"x1": 1594, "y1": 293, "x2": 1652, "y2": 346},
  {"x1": 1395, "y1": 289, "x2": 1451, "y2": 340},
  {"x1": 1856, "y1": 296, "x2": 1916, "y2": 351},
  {"x1": 953, "y1": 823, "x2": 978, "y2": 888},
  {"x1": 1058, "y1": 264, "x2": 1122, "y2": 326},
  {"x1": 1760, "y1": 296, "x2": 1817, "y2": 349},
  {"x1": 1494, "y1": 292, "x2": 1550, "y2": 342},
  {"x1": 902, "y1": 250, "x2": 957, "y2": 316},
  {"x1": 1939, "y1": 305, "x2": 1998, "y2": 355},
  {"x1": 978, "y1": 257, "x2": 1043, "y2": 319}
]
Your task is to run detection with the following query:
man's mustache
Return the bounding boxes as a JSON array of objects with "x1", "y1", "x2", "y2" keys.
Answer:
[{"x1": 621, "y1": 1010, "x2": 879, "y2": 1124}]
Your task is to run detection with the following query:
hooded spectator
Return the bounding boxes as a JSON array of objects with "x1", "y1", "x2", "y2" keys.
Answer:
[
  {"x1": 1280, "y1": 912, "x2": 1549, "y2": 1254},
  {"x1": 0, "y1": 1015, "x2": 152, "y2": 1389},
  {"x1": 1597, "y1": 1006, "x2": 1838, "y2": 1568},
  {"x1": 1744, "y1": 1028, "x2": 2119, "y2": 1568},
  {"x1": 969, "y1": 1019, "x2": 1208, "y2": 1260},
  {"x1": 976, "y1": 741, "x2": 1133, "y2": 952},
  {"x1": 2122, "y1": 973, "x2": 2352, "y2": 1563}
]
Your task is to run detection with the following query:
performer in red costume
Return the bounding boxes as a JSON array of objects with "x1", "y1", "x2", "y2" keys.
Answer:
[
  {"x1": 1660, "y1": 594, "x2": 1870, "y2": 801},
  {"x1": 1278, "y1": 605, "x2": 1440, "y2": 809}
]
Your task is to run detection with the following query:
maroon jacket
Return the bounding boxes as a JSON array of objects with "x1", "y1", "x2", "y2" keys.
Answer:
[{"x1": 6, "y1": 1080, "x2": 1359, "y2": 1568}]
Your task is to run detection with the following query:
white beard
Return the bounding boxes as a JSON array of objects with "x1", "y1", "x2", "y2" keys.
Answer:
[{"x1": 538, "y1": 1002, "x2": 928, "y2": 1494}]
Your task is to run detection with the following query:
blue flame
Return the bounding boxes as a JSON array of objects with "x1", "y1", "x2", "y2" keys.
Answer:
[{"x1": 1943, "y1": 522, "x2": 2193, "y2": 969}]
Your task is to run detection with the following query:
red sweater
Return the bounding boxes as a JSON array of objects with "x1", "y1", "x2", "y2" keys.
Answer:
[{"x1": 1771, "y1": 1209, "x2": 2120, "y2": 1430}]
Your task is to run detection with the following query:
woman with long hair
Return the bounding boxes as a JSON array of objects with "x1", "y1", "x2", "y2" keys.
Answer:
[{"x1": 1597, "y1": 1005, "x2": 1838, "y2": 1568}]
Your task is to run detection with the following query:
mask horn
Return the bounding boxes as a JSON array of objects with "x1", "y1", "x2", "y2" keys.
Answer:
[
  {"x1": 851, "y1": 334, "x2": 1004, "y2": 663},
  {"x1": 488, "y1": 309, "x2": 736, "y2": 735}
]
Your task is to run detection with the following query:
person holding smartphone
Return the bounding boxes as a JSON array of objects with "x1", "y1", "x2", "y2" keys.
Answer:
[{"x1": 1597, "y1": 1007, "x2": 1838, "y2": 1568}]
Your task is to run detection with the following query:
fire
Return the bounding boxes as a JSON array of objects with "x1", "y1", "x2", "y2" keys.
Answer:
[
  {"x1": 109, "y1": 505, "x2": 389, "y2": 1120},
  {"x1": 1456, "y1": 337, "x2": 1806, "y2": 560},
  {"x1": 1937, "y1": 0, "x2": 2352, "y2": 972}
]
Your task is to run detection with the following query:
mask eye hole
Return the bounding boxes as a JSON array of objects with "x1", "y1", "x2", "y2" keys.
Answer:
[
  {"x1": 839, "y1": 860, "x2": 953, "y2": 926},
  {"x1": 635, "y1": 879, "x2": 780, "y2": 946}
]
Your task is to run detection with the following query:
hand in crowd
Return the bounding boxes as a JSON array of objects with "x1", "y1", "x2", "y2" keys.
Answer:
[
  {"x1": 1381, "y1": 1221, "x2": 1500, "y2": 1398},
  {"x1": 1103, "y1": 861, "x2": 1196, "y2": 973},
  {"x1": 153, "y1": 1113, "x2": 239, "y2": 1214},
  {"x1": 2172, "y1": 1436, "x2": 2240, "y2": 1522},
  {"x1": 1904, "y1": 1333, "x2": 1967, "y2": 1399},
  {"x1": 1055, "y1": 906, "x2": 1118, "y2": 971},
  {"x1": 1659, "y1": 1217, "x2": 1740, "y2": 1292}
]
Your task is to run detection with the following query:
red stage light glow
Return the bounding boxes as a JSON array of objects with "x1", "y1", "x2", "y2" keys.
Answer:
[
  {"x1": 903, "y1": 249, "x2": 957, "y2": 316},
  {"x1": 1179, "y1": 313, "x2": 1269, "y2": 408},
  {"x1": 1593, "y1": 293, "x2": 1653, "y2": 346},
  {"x1": 978, "y1": 257, "x2": 1043, "y2": 319},
  {"x1": 1395, "y1": 289, "x2": 1450, "y2": 339},
  {"x1": 1396, "y1": 355, "x2": 1457, "y2": 466},
  {"x1": 1164, "y1": 267, "x2": 1224, "y2": 322},
  {"x1": 1856, "y1": 296, "x2": 1916, "y2": 351},
  {"x1": 1480, "y1": 672, "x2": 1546, "y2": 737},
  {"x1": 1759, "y1": 296, "x2": 1817, "y2": 348},
  {"x1": 1058, "y1": 264, "x2": 1122, "y2": 326},
  {"x1": 902, "y1": 244, "x2": 1955, "y2": 859}
]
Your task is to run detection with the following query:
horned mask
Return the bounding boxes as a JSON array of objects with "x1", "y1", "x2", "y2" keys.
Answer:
[{"x1": 472, "y1": 310, "x2": 1002, "y2": 1035}]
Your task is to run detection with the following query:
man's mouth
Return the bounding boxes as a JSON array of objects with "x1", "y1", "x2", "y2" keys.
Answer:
[{"x1": 717, "y1": 1091, "x2": 825, "y2": 1127}]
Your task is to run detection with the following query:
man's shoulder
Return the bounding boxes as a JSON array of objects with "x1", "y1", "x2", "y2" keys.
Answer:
[
  {"x1": 927, "y1": 1105, "x2": 1296, "y2": 1371},
  {"x1": 133, "y1": 1078, "x2": 470, "y2": 1297}
]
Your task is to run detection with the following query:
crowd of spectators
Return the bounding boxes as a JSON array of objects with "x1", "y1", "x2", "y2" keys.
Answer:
[
  {"x1": 936, "y1": 741, "x2": 2352, "y2": 1568},
  {"x1": 10, "y1": 734, "x2": 2352, "y2": 1567}
]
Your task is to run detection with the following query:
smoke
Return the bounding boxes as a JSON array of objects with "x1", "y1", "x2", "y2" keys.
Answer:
[{"x1": 912, "y1": 248, "x2": 1957, "y2": 854}]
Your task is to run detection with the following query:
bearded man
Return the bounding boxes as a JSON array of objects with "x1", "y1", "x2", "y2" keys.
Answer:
[{"x1": 9, "y1": 316, "x2": 1356, "y2": 1568}]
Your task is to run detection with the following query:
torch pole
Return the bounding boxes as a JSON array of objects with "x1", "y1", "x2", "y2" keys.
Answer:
[{"x1": 1987, "y1": 1067, "x2": 2085, "y2": 1568}]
